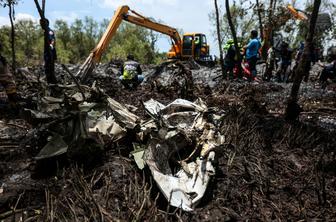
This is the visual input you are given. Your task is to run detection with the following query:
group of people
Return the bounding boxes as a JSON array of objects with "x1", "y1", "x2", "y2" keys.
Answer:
[
  {"x1": 267, "y1": 41, "x2": 336, "y2": 87},
  {"x1": 222, "y1": 30, "x2": 336, "y2": 87},
  {"x1": 121, "y1": 30, "x2": 335, "y2": 89},
  {"x1": 265, "y1": 40, "x2": 322, "y2": 83},
  {"x1": 265, "y1": 41, "x2": 294, "y2": 83},
  {"x1": 223, "y1": 30, "x2": 261, "y2": 81}
]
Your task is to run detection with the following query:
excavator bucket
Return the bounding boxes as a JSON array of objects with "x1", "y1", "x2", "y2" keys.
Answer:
[{"x1": 75, "y1": 53, "x2": 95, "y2": 83}]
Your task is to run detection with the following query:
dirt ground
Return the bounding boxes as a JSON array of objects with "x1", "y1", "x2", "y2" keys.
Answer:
[{"x1": 0, "y1": 62, "x2": 336, "y2": 221}]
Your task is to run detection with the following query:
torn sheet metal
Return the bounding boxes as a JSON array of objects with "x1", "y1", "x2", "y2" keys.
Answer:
[
  {"x1": 137, "y1": 119, "x2": 157, "y2": 141},
  {"x1": 35, "y1": 134, "x2": 68, "y2": 160},
  {"x1": 144, "y1": 98, "x2": 207, "y2": 117},
  {"x1": 143, "y1": 98, "x2": 208, "y2": 131},
  {"x1": 24, "y1": 108, "x2": 52, "y2": 120},
  {"x1": 107, "y1": 97, "x2": 139, "y2": 129},
  {"x1": 79, "y1": 102, "x2": 97, "y2": 112},
  {"x1": 148, "y1": 152, "x2": 215, "y2": 211},
  {"x1": 71, "y1": 91, "x2": 91, "y2": 102},
  {"x1": 89, "y1": 116, "x2": 115, "y2": 135},
  {"x1": 88, "y1": 111, "x2": 127, "y2": 142},
  {"x1": 40, "y1": 96, "x2": 63, "y2": 113},
  {"x1": 143, "y1": 98, "x2": 165, "y2": 117},
  {"x1": 143, "y1": 128, "x2": 217, "y2": 211},
  {"x1": 161, "y1": 98, "x2": 207, "y2": 114},
  {"x1": 85, "y1": 97, "x2": 141, "y2": 142},
  {"x1": 131, "y1": 143, "x2": 146, "y2": 170},
  {"x1": 109, "y1": 122, "x2": 127, "y2": 141},
  {"x1": 140, "y1": 98, "x2": 222, "y2": 211},
  {"x1": 131, "y1": 149, "x2": 145, "y2": 169}
]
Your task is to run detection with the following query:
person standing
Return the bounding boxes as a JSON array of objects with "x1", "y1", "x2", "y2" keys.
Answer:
[
  {"x1": 244, "y1": 30, "x2": 261, "y2": 81},
  {"x1": 277, "y1": 42, "x2": 293, "y2": 82},
  {"x1": 223, "y1": 39, "x2": 237, "y2": 80},
  {"x1": 40, "y1": 19, "x2": 57, "y2": 84}
]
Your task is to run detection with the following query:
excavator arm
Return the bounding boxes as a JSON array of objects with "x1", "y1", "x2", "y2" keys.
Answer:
[
  {"x1": 261, "y1": 4, "x2": 308, "y2": 59},
  {"x1": 91, "y1": 6, "x2": 129, "y2": 63},
  {"x1": 123, "y1": 9, "x2": 182, "y2": 54},
  {"x1": 77, "y1": 5, "x2": 182, "y2": 82},
  {"x1": 94, "y1": 5, "x2": 182, "y2": 62}
]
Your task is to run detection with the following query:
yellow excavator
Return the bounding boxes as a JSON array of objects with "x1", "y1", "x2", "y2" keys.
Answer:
[{"x1": 76, "y1": 5, "x2": 212, "y2": 81}]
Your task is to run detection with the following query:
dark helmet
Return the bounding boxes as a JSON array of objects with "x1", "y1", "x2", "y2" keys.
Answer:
[
  {"x1": 251, "y1": 30, "x2": 258, "y2": 38},
  {"x1": 127, "y1": 54, "x2": 135, "y2": 60},
  {"x1": 327, "y1": 46, "x2": 336, "y2": 61},
  {"x1": 281, "y1": 41, "x2": 289, "y2": 48}
]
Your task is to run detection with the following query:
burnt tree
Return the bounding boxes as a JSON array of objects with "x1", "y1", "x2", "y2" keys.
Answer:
[
  {"x1": 34, "y1": 0, "x2": 57, "y2": 84},
  {"x1": 285, "y1": 0, "x2": 321, "y2": 121},
  {"x1": 261, "y1": 0, "x2": 276, "y2": 60},
  {"x1": 225, "y1": 0, "x2": 242, "y2": 78},
  {"x1": 8, "y1": 1, "x2": 15, "y2": 72},
  {"x1": 214, "y1": 0, "x2": 225, "y2": 78},
  {"x1": 256, "y1": 0, "x2": 264, "y2": 41},
  {"x1": 0, "y1": 0, "x2": 19, "y2": 73}
]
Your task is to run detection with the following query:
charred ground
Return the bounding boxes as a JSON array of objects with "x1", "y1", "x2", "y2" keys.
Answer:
[{"x1": 0, "y1": 62, "x2": 336, "y2": 221}]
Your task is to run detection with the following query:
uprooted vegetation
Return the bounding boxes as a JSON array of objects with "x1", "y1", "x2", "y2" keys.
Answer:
[{"x1": 0, "y1": 62, "x2": 336, "y2": 221}]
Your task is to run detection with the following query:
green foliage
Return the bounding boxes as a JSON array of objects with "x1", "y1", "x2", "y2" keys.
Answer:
[
  {"x1": 0, "y1": 17, "x2": 163, "y2": 66},
  {"x1": 0, "y1": 26, "x2": 11, "y2": 57},
  {"x1": 15, "y1": 20, "x2": 43, "y2": 64},
  {"x1": 209, "y1": 0, "x2": 257, "y2": 48},
  {"x1": 104, "y1": 23, "x2": 156, "y2": 64}
]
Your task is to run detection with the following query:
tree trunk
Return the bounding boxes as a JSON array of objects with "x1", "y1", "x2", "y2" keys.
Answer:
[
  {"x1": 8, "y1": 3, "x2": 15, "y2": 73},
  {"x1": 214, "y1": 0, "x2": 225, "y2": 78},
  {"x1": 285, "y1": 0, "x2": 321, "y2": 121},
  {"x1": 225, "y1": 0, "x2": 242, "y2": 78},
  {"x1": 261, "y1": 0, "x2": 276, "y2": 60},
  {"x1": 42, "y1": 0, "x2": 45, "y2": 12},
  {"x1": 268, "y1": 0, "x2": 275, "y2": 46},
  {"x1": 273, "y1": 0, "x2": 277, "y2": 11},
  {"x1": 256, "y1": 0, "x2": 263, "y2": 41},
  {"x1": 149, "y1": 30, "x2": 157, "y2": 52},
  {"x1": 33, "y1": 0, "x2": 57, "y2": 85}
]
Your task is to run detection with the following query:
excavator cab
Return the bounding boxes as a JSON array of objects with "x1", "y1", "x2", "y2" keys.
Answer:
[{"x1": 181, "y1": 33, "x2": 210, "y2": 61}]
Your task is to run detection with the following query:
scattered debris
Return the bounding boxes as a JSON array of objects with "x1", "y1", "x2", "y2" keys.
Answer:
[{"x1": 0, "y1": 62, "x2": 336, "y2": 221}]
